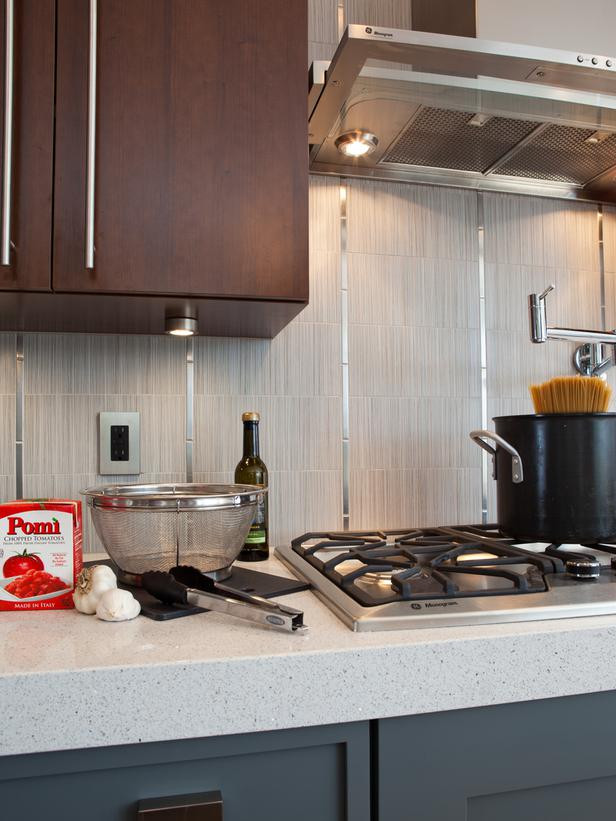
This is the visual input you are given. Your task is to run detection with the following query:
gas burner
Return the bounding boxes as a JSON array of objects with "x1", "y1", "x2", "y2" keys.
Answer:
[
  {"x1": 544, "y1": 544, "x2": 601, "y2": 579},
  {"x1": 564, "y1": 558, "x2": 601, "y2": 579}
]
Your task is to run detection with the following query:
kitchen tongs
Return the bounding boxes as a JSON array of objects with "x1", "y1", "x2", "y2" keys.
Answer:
[{"x1": 141, "y1": 565, "x2": 308, "y2": 633}]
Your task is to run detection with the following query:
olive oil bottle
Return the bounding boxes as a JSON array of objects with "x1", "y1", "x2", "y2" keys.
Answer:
[{"x1": 235, "y1": 411, "x2": 269, "y2": 560}]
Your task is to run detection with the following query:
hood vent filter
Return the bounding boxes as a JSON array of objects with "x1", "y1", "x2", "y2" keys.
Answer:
[
  {"x1": 496, "y1": 123, "x2": 616, "y2": 184},
  {"x1": 383, "y1": 107, "x2": 539, "y2": 173}
]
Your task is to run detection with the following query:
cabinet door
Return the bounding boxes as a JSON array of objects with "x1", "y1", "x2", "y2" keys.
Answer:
[
  {"x1": 378, "y1": 692, "x2": 616, "y2": 821},
  {"x1": 53, "y1": 0, "x2": 308, "y2": 300},
  {"x1": 0, "y1": 0, "x2": 54, "y2": 290}
]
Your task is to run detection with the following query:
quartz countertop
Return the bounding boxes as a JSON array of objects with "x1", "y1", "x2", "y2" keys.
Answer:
[{"x1": 2, "y1": 554, "x2": 616, "y2": 757}]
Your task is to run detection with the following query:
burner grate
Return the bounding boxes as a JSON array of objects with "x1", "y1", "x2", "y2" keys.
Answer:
[{"x1": 291, "y1": 525, "x2": 565, "y2": 607}]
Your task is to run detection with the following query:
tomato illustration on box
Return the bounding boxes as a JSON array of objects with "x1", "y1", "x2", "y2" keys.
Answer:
[{"x1": 0, "y1": 500, "x2": 82, "y2": 610}]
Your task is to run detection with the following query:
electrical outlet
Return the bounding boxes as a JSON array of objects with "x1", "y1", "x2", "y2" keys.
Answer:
[
  {"x1": 110, "y1": 425, "x2": 130, "y2": 461},
  {"x1": 99, "y1": 412, "x2": 140, "y2": 475}
]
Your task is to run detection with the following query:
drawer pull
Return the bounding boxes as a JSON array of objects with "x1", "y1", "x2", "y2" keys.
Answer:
[{"x1": 137, "y1": 790, "x2": 223, "y2": 819}]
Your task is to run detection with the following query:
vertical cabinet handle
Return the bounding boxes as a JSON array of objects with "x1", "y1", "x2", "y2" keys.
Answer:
[
  {"x1": 85, "y1": 0, "x2": 97, "y2": 269},
  {"x1": 1, "y1": 0, "x2": 14, "y2": 267}
]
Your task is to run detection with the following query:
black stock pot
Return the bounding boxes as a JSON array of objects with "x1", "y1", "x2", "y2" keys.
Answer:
[{"x1": 470, "y1": 414, "x2": 616, "y2": 544}]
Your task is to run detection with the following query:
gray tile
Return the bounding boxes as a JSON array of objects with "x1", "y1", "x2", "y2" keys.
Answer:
[
  {"x1": 0, "y1": 395, "x2": 15, "y2": 479},
  {"x1": 267, "y1": 469, "x2": 343, "y2": 546},
  {"x1": 308, "y1": 0, "x2": 338, "y2": 45},
  {"x1": 603, "y1": 270, "x2": 616, "y2": 329},
  {"x1": 346, "y1": 0, "x2": 412, "y2": 28},
  {"x1": 349, "y1": 397, "x2": 418, "y2": 471},
  {"x1": 350, "y1": 396, "x2": 481, "y2": 471},
  {"x1": 484, "y1": 193, "x2": 546, "y2": 267},
  {"x1": 195, "y1": 322, "x2": 340, "y2": 398},
  {"x1": 193, "y1": 337, "x2": 244, "y2": 396},
  {"x1": 603, "y1": 206, "x2": 616, "y2": 274},
  {"x1": 484, "y1": 193, "x2": 598, "y2": 271},
  {"x1": 87, "y1": 334, "x2": 185, "y2": 395},
  {"x1": 349, "y1": 324, "x2": 480, "y2": 398},
  {"x1": 0, "y1": 474, "x2": 14, "y2": 501},
  {"x1": 348, "y1": 324, "x2": 405, "y2": 397},
  {"x1": 414, "y1": 398, "x2": 482, "y2": 469},
  {"x1": 309, "y1": 175, "x2": 340, "y2": 254},
  {"x1": 348, "y1": 253, "x2": 479, "y2": 328},
  {"x1": 24, "y1": 334, "x2": 90, "y2": 395},
  {"x1": 0, "y1": 332, "x2": 15, "y2": 395},
  {"x1": 349, "y1": 468, "x2": 481, "y2": 530},
  {"x1": 347, "y1": 180, "x2": 477, "y2": 260}
]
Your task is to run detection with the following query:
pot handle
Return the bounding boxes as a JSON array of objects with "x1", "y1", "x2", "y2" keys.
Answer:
[{"x1": 469, "y1": 430, "x2": 524, "y2": 484}]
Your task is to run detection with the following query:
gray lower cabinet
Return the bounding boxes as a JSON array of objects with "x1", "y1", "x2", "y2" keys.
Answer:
[
  {"x1": 378, "y1": 691, "x2": 616, "y2": 821},
  {"x1": 6, "y1": 692, "x2": 616, "y2": 820},
  {"x1": 0, "y1": 722, "x2": 371, "y2": 821}
]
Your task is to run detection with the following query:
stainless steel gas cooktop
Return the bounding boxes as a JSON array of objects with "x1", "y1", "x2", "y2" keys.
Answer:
[{"x1": 275, "y1": 524, "x2": 616, "y2": 631}]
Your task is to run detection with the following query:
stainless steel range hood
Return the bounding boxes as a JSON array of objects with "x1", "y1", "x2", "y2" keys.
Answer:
[{"x1": 308, "y1": 25, "x2": 616, "y2": 202}]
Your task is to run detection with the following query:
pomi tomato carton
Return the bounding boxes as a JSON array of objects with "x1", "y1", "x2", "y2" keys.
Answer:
[{"x1": 0, "y1": 499, "x2": 82, "y2": 610}]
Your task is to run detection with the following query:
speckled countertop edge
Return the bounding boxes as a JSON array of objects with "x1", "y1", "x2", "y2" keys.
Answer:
[{"x1": 2, "y1": 556, "x2": 616, "y2": 756}]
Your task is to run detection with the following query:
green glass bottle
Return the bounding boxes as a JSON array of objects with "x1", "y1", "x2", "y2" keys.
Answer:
[{"x1": 235, "y1": 411, "x2": 269, "y2": 561}]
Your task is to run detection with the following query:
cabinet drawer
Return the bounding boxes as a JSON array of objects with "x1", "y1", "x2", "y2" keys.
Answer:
[{"x1": 1, "y1": 722, "x2": 370, "y2": 821}]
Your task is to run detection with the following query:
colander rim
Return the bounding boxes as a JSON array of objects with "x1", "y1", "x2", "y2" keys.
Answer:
[{"x1": 81, "y1": 482, "x2": 266, "y2": 510}]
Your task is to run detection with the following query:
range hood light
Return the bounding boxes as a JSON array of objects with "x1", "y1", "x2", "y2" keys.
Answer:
[
  {"x1": 335, "y1": 130, "x2": 378, "y2": 157},
  {"x1": 165, "y1": 317, "x2": 198, "y2": 336}
]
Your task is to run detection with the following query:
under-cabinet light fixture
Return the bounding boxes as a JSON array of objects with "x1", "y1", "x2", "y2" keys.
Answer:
[{"x1": 165, "y1": 317, "x2": 198, "y2": 336}]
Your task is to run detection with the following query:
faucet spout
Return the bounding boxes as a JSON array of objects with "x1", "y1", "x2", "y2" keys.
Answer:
[
  {"x1": 528, "y1": 286, "x2": 553, "y2": 343},
  {"x1": 527, "y1": 284, "x2": 616, "y2": 377}
]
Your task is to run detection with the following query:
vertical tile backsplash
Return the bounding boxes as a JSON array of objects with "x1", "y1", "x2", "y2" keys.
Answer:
[
  {"x1": 0, "y1": 178, "x2": 607, "y2": 549},
  {"x1": 346, "y1": 180, "x2": 482, "y2": 529}
]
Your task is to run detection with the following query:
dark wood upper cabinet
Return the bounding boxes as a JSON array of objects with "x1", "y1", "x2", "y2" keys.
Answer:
[
  {"x1": 53, "y1": 0, "x2": 308, "y2": 304},
  {"x1": 0, "y1": 0, "x2": 55, "y2": 291}
]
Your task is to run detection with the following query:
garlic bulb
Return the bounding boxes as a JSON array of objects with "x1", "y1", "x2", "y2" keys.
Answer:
[
  {"x1": 95, "y1": 588, "x2": 141, "y2": 622},
  {"x1": 73, "y1": 565, "x2": 117, "y2": 614}
]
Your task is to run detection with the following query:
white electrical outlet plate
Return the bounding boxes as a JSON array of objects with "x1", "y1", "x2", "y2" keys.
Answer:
[{"x1": 99, "y1": 411, "x2": 140, "y2": 475}]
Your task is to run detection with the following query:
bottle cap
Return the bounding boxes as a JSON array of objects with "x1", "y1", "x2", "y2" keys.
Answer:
[{"x1": 242, "y1": 411, "x2": 260, "y2": 422}]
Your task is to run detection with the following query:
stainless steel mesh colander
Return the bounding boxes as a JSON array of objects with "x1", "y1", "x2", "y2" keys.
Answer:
[{"x1": 82, "y1": 483, "x2": 265, "y2": 575}]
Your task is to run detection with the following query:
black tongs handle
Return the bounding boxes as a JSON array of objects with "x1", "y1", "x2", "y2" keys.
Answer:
[{"x1": 141, "y1": 571, "x2": 189, "y2": 606}]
